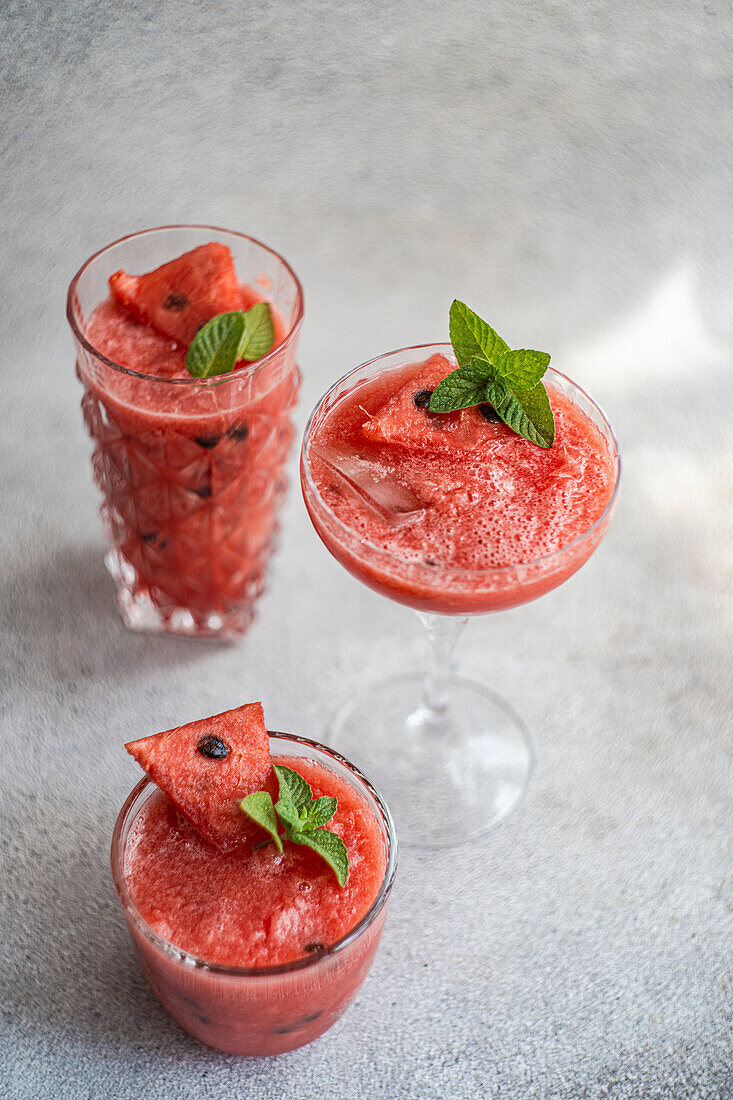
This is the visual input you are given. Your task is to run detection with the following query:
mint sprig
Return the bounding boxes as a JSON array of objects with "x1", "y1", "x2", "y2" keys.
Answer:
[
  {"x1": 429, "y1": 301, "x2": 555, "y2": 448},
  {"x1": 449, "y1": 298, "x2": 509, "y2": 368},
  {"x1": 240, "y1": 790, "x2": 283, "y2": 852},
  {"x1": 240, "y1": 764, "x2": 349, "y2": 887},
  {"x1": 185, "y1": 303, "x2": 275, "y2": 378}
]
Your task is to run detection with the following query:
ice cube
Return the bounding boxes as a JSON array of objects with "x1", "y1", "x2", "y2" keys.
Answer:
[{"x1": 315, "y1": 443, "x2": 426, "y2": 528}]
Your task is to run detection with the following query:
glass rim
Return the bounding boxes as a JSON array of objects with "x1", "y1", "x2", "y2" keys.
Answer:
[
  {"x1": 111, "y1": 730, "x2": 398, "y2": 978},
  {"x1": 301, "y1": 342, "x2": 621, "y2": 581},
  {"x1": 66, "y1": 224, "x2": 305, "y2": 387}
]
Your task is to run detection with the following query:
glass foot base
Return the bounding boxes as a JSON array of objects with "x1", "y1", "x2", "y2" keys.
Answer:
[
  {"x1": 106, "y1": 550, "x2": 256, "y2": 640},
  {"x1": 331, "y1": 673, "x2": 531, "y2": 849}
]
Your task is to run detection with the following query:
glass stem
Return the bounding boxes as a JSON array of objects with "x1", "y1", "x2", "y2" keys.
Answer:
[{"x1": 414, "y1": 612, "x2": 468, "y2": 729}]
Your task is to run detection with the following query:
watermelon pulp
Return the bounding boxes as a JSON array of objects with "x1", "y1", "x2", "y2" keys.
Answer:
[
  {"x1": 109, "y1": 242, "x2": 243, "y2": 346},
  {"x1": 126, "y1": 702, "x2": 271, "y2": 851},
  {"x1": 362, "y1": 354, "x2": 490, "y2": 452},
  {"x1": 124, "y1": 754, "x2": 386, "y2": 965}
]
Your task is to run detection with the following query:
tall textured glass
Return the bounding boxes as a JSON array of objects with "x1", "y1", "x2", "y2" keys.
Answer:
[{"x1": 67, "y1": 226, "x2": 303, "y2": 638}]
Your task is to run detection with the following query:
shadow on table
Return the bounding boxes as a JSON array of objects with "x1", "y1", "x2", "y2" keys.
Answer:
[
  {"x1": 3, "y1": 797, "x2": 298, "y2": 1075},
  {"x1": 0, "y1": 544, "x2": 294, "y2": 1074},
  {"x1": 0, "y1": 542, "x2": 226, "y2": 691}
]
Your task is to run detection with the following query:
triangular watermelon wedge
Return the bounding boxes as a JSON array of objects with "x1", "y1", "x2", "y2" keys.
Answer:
[
  {"x1": 109, "y1": 242, "x2": 243, "y2": 346},
  {"x1": 125, "y1": 702, "x2": 272, "y2": 851},
  {"x1": 362, "y1": 353, "x2": 499, "y2": 452}
]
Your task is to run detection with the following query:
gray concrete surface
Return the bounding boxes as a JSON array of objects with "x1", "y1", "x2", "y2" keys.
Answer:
[{"x1": 1, "y1": 1, "x2": 731, "y2": 1096}]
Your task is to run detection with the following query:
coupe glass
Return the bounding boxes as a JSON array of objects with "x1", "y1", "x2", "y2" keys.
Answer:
[
  {"x1": 301, "y1": 344, "x2": 620, "y2": 848},
  {"x1": 67, "y1": 225, "x2": 304, "y2": 639}
]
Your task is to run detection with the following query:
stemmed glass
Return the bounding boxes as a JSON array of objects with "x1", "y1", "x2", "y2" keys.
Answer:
[{"x1": 301, "y1": 344, "x2": 620, "y2": 848}]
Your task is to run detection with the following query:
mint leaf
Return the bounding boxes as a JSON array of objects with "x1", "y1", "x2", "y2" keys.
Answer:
[
  {"x1": 240, "y1": 791, "x2": 283, "y2": 853},
  {"x1": 495, "y1": 348, "x2": 551, "y2": 391},
  {"x1": 305, "y1": 795, "x2": 338, "y2": 829},
  {"x1": 275, "y1": 797, "x2": 304, "y2": 833},
  {"x1": 429, "y1": 358, "x2": 493, "y2": 413},
  {"x1": 237, "y1": 302, "x2": 275, "y2": 361},
  {"x1": 484, "y1": 376, "x2": 555, "y2": 448},
  {"x1": 449, "y1": 299, "x2": 509, "y2": 367},
  {"x1": 242, "y1": 764, "x2": 350, "y2": 887},
  {"x1": 186, "y1": 312, "x2": 246, "y2": 378},
  {"x1": 273, "y1": 764, "x2": 313, "y2": 813},
  {"x1": 185, "y1": 304, "x2": 276, "y2": 378},
  {"x1": 289, "y1": 828, "x2": 349, "y2": 887},
  {"x1": 429, "y1": 303, "x2": 556, "y2": 448}
]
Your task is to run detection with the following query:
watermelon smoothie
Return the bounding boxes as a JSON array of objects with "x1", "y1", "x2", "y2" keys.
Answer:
[
  {"x1": 112, "y1": 734, "x2": 396, "y2": 1056},
  {"x1": 302, "y1": 348, "x2": 618, "y2": 615},
  {"x1": 68, "y1": 227, "x2": 303, "y2": 638},
  {"x1": 300, "y1": 343, "x2": 619, "y2": 847}
]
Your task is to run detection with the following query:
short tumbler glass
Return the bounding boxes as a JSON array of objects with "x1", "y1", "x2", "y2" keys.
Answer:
[
  {"x1": 111, "y1": 732, "x2": 397, "y2": 1056},
  {"x1": 67, "y1": 225, "x2": 304, "y2": 639}
]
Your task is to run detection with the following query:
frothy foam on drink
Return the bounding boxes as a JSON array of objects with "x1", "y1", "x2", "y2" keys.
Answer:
[{"x1": 309, "y1": 358, "x2": 615, "y2": 573}]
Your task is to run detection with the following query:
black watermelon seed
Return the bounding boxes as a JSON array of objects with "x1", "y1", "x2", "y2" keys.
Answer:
[
  {"x1": 164, "y1": 292, "x2": 188, "y2": 311},
  {"x1": 478, "y1": 403, "x2": 501, "y2": 423},
  {"x1": 274, "y1": 1010, "x2": 322, "y2": 1034},
  {"x1": 424, "y1": 559, "x2": 437, "y2": 566},
  {"x1": 181, "y1": 994, "x2": 209, "y2": 1023},
  {"x1": 141, "y1": 532, "x2": 157, "y2": 544},
  {"x1": 227, "y1": 423, "x2": 249, "y2": 443},
  {"x1": 195, "y1": 434, "x2": 220, "y2": 449},
  {"x1": 304, "y1": 942, "x2": 326, "y2": 953},
  {"x1": 197, "y1": 735, "x2": 229, "y2": 759},
  {"x1": 413, "y1": 389, "x2": 433, "y2": 409},
  {"x1": 158, "y1": 538, "x2": 170, "y2": 550},
  {"x1": 193, "y1": 484, "x2": 212, "y2": 499}
]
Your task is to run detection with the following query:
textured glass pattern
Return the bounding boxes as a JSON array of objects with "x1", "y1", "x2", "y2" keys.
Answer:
[
  {"x1": 80, "y1": 369, "x2": 300, "y2": 636},
  {"x1": 69, "y1": 226, "x2": 303, "y2": 638}
]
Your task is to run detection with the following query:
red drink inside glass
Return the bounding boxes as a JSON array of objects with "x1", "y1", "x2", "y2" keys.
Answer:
[
  {"x1": 68, "y1": 227, "x2": 303, "y2": 638},
  {"x1": 300, "y1": 344, "x2": 619, "y2": 846},
  {"x1": 303, "y1": 351, "x2": 618, "y2": 615},
  {"x1": 112, "y1": 736, "x2": 396, "y2": 1055}
]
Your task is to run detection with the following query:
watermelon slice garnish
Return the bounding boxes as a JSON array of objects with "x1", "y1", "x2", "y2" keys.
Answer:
[
  {"x1": 362, "y1": 353, "x2": 500, "y2": 452},
  {"x1": 125, "y1": 702, "x2": 272, "y2": 851},
  {"x1": 109, "y1": 242, "x2": 243, "y2": 347}
]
